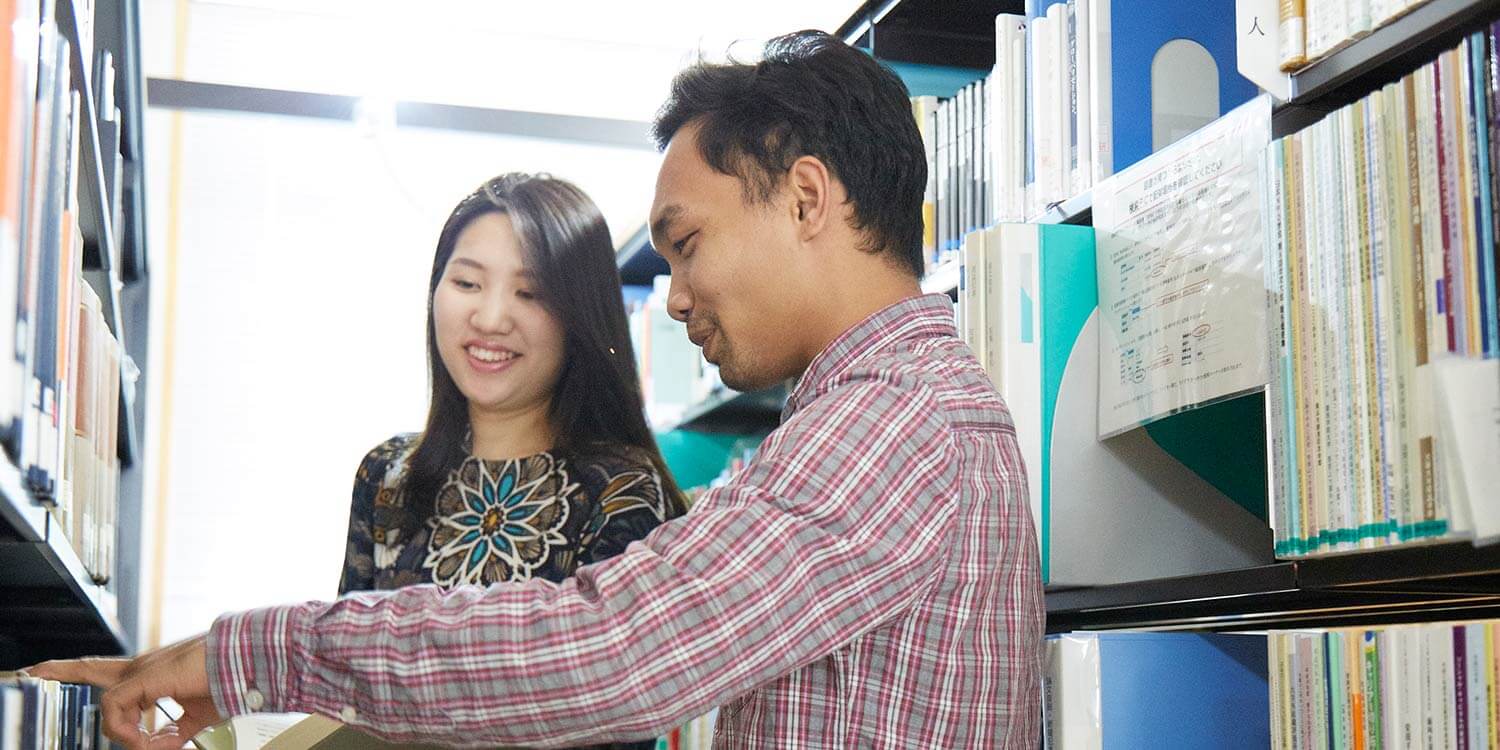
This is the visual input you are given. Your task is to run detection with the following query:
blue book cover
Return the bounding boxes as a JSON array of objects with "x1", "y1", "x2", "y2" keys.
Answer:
[
  {"x1": 1048, "y1": 632, "x2": 1270, "y2": 749},
  {"x1": 1092, "y1": 0, "x2": 1259, "y2": 177},
  {"x1": 1099, "y1": 632, "x2": 1269, "y2": 749}
]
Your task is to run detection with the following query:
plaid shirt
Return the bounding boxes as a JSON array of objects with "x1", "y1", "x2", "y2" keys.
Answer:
[{"x1": 207, "y1": 294, "x2": 1044, "y2": 748}]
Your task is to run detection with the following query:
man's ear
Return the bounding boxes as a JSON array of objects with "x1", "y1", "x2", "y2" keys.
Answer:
[{"x1": 786, "y1": 156, "x2": 833, "y2": 241}]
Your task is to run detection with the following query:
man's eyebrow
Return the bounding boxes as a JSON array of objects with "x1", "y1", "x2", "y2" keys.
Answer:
[{"x1": 650, "y1": 204, "x2": 685, "y2": 247}]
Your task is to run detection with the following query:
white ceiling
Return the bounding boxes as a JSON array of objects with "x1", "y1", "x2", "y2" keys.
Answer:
[
  {"x1": 139, "y1": 0, "x2": 859, "y2": 248},
  {"x1": 144, "y1": 0, "x2": 857, "y2": 122}
]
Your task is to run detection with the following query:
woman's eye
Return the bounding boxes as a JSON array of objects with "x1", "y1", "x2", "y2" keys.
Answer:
[
  {"x1": 451, "y1": 278, "x2": 479, "y2": 291},
  {"x1": 516, "y1": 289, "x2": 538, "y2": 301}
]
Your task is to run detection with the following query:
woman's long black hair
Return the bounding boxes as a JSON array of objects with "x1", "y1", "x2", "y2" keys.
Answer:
[{"x1": 404, "y1": 173, "x2": 685, "y2": 517}]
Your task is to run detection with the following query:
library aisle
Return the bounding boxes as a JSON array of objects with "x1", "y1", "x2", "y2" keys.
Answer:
[{"x1": 4, "y1": 0, "x2": 1500, "y2": 748}]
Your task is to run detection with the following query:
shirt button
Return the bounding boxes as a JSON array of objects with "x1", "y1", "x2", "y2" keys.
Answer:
[
  {"x1": 339, "y1": 706, "x2": 357, "y2": 724},
  {"x1": 244, "y1": 689, "x2": 265, "y2": 711}
]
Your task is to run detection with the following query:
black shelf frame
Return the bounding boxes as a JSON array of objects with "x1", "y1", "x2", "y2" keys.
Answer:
[
  {"x1": 837, "y1": 0, "x2": 1021, "y2": 69},
  {"x1": 1048, "y1": 542, "x2": 1500, "y2": 633},
  {"x1": 662, "y1": 384, "x2": 788, "y2": 435},
  {"x1": 0, "y1": 455, "x2": 127, "y2": 668},
  {"x1": 616, "y1": 224, "x2": 668, "y2": 288},
  {"x1": 1274, "y1": 0, "x2": 1500, "y2": 136}
]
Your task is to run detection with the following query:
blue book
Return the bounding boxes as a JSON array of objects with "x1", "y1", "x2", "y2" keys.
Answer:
[
  {"x1": 1088, "y1": 0, "x2": 1258, "y2": 180},
  {"x1": 1468, "y1": 32, "x2": 1497, "y2": 356},
  {"x1": 1045, "y1": 631, "x2": 1270, "y2": 749}
]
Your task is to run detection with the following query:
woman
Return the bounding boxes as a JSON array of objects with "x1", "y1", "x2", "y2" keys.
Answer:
[{"x1": 338, "y1": 174, "x2": 685, "y2": 749}]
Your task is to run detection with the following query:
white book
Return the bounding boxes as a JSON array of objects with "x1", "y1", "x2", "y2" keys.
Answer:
[
  {"x1": 1433, "y1": 358, "x2": 1500, "y2": 544},
  {"x1": 1087, "y1": 0, "x2": 1112, "y2": 181},
  {"x1": 999, "y1": 223, "x2": 1043, "y2": 546},
  {"x1": 1464, "y1": 624, "x2": 1486, "y2": 750},
  {"x1": 982, "y1": 228, "x2": 1004, "y2": 393},
  {"x1": 1049, "y1": 1, "x2": 1073, "y2": 202},
  {"x1": 1046, "y1": 636, "x2": 1103, "y2": 750},
  {"x1": 1400, "y1": 626, "x2": 1427, "y2": 750},
  {"x1": 1347, "y1": 0, "x2": 1372, "y2": 40},
  {"x1": 1, "y1": 685, "x2": 20, "y2": 750},
  {"x1": 1381, "y1": 629, "x2": 1404, "y2": 750},
  {"x1": 1031, "y1": 14, "x2": 1060, "y2": 209},
  {"x1": 1307, "y1": 0, "x2": 1331, "y2": 60},
  {"x1": 1073, "y1": 0, "x2": 1092, "y2": 190},
  {"x1": 994, "y1": 14, "x2": 1029, "y2": 221},
  {"x1": 1429, "y1": 624, "x2": 1456, "y2": 750},
  {"x1": 937, "y1": 104, "x2": 950, "y2": 261},
  {"x1": 962, "y1": 229, "x2": 987, "y2": 367}
]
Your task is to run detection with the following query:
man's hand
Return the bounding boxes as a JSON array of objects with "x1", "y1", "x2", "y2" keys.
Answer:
[{"x1": 27, "y1": 633, "x2": 225, "y2": 750}]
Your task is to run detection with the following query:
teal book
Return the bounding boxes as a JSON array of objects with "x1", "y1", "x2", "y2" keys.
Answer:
[{"x1": 990, "y1": 223, "x2": 1270, "y2": 586}]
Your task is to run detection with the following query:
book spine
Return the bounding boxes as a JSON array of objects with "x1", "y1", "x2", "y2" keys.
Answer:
[
  {"x1": 1264, "y1": 140, "x2": 1291, "y2": 552},
  {"x1": 1466, "y1": 32, "x2": 1497, "y2": 356},
  {"x1": 1280, "y1": 0, "x2": 1308, "y2": 71},
  {"x1": 1363, "y1": 631, "x2": 1383, "y2": 750},
  {"x1": 1455, "y1": 627, "x2": 1468, "y2": 750}
]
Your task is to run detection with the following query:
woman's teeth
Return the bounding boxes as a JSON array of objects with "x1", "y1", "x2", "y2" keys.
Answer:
[{"x1": 468, "y1": 346, "x2": 517, "y2": 363}]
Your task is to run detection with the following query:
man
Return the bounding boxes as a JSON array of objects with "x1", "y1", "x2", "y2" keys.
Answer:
[{"x1": 33, "y1": 30, "x2": 1043, "y2": 749}]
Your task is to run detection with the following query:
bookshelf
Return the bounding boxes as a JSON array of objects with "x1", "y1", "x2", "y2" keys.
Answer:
[
  {"x1": 617, "y1": 227, "x2": 788, "y2": 435},
  {"x1": 837, "y1": 0, "x2": 1500, "y2": 638},
  {"x1": 0, "y1": 0, "x2": 149, "y2": 670},
  {"x1": 661, "y1": 384, "x2": 787, "y2": 435},
  {"x1": 616, "y1": 224, "x2": 668, "y2": 287}
]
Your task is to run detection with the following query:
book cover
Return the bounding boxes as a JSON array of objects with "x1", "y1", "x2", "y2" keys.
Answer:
[
  {"x1": 1085, "y1": 632, "x2": 1269, "y2": 749},
  {"x1": 1087, "y1": 0, "x2": 1259, "y2": 180}
]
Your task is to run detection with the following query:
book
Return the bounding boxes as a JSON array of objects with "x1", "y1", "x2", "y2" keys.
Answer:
[
  {"x1": 1086, "y1": 0, "x2": 1258, "y2": 182},
  {"x1": 1279, "y1": 0, "x2": 1307, "y2": 70},
  {"x1": 1261, "y1": 32, "x2": 1498, "y2": 556},
  {"x1": 0, "y1": 674, "x2": 102, "y2": 750},
  {"x1": 1044, "y1": 631, "x2": 1269, "y2": 749},
  {"x1": 1269, "y1": 620, "x2": 1500, "y2": 748},
  {"x1": 188, "y1": 713, "x2": 445, "y2": 750}
]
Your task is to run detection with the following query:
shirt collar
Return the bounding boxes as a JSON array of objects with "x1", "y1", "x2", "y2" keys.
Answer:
[{"x1": 782, "y1": 293, "x2": 957, "y2": 421}]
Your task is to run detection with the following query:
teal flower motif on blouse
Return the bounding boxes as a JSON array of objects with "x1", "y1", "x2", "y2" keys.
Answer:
[{"x1": 424, "y1": 453, "x2": 576, "y2": 586}]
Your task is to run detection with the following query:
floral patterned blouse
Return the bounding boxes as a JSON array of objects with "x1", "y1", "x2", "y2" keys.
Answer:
[{"x1": 338, "y1": 434, "x2": 673, "y2": 750}]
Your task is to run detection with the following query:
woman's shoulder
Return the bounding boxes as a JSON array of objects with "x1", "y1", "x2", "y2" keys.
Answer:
[
  {"x1": 356, "y1": 433, "x2": 420, "y2": 487},
  {"x1": 569, "y1": 442, "x2": 657, "y2": 479},
  {"x1": 568, "y1": 443, "x2": 672, "y2": 514}
]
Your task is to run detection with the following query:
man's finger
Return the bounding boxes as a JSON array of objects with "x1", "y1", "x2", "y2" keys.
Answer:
[
  {"x1": 152, "y1": 711, "x2": 213, "y2": 750},
  {"x1": 100, "y1": 678, "x2": 148, "y2": 750},
  {"x1": 24, "y1": 657, "x2": 132, "y2": 687}
]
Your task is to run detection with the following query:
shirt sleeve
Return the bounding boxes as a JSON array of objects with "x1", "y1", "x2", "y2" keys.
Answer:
[
  {"x1": 336, "y1": 446, "x2": 385, "y2": 596},
  {"x1": 207, "y1": 374, "x2": 961, "y2": 748}
]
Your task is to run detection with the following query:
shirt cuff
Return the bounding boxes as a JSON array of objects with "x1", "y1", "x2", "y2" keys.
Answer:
[{"x1": 205, "y1": 604, "x2": 310, "y2": 718}]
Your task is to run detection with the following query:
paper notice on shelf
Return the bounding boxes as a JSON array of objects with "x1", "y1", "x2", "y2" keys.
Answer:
[{"x1": 1094, "y1": 95, "x2": 1272, "y2": 438}]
